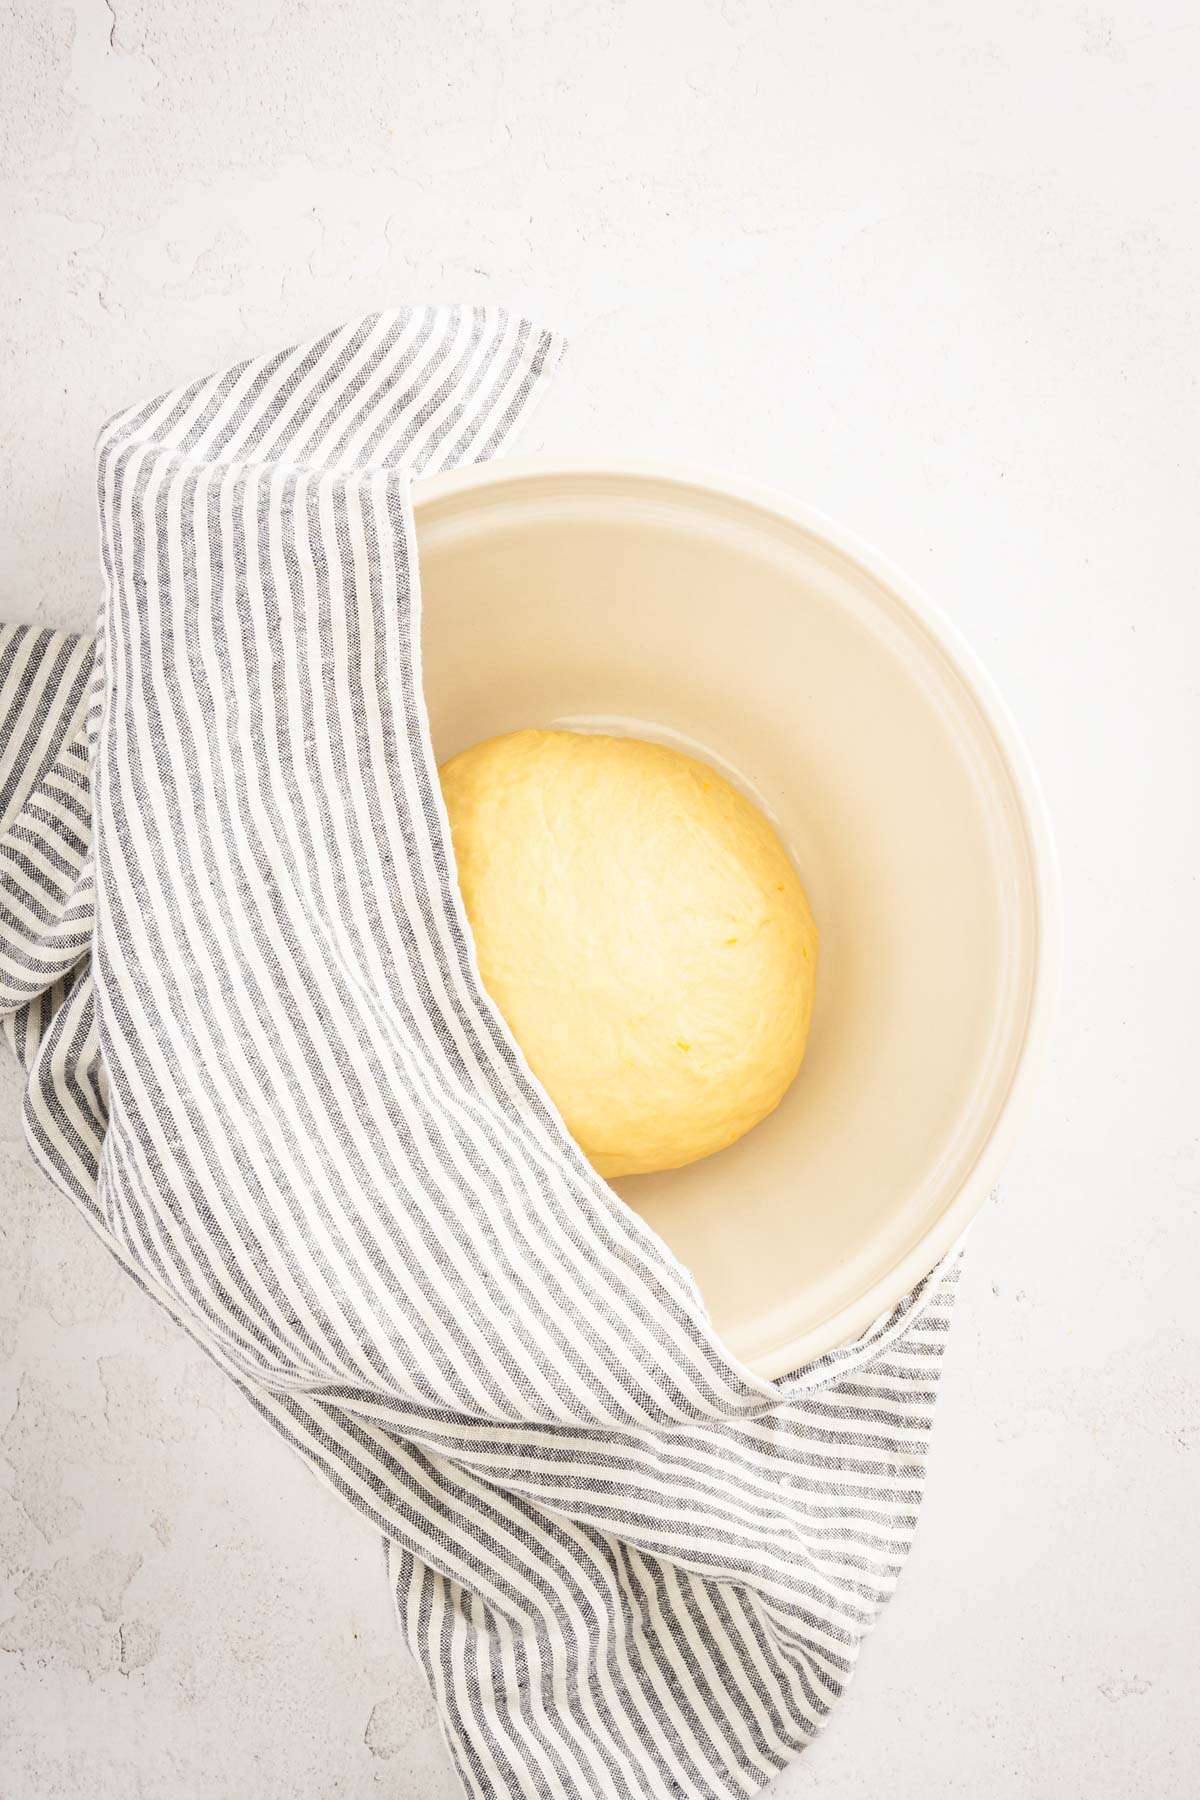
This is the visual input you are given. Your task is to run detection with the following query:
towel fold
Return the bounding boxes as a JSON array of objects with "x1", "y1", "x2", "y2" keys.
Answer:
[{"x1": 0, "y1": 307, "x2": 958, "y2": 1800}]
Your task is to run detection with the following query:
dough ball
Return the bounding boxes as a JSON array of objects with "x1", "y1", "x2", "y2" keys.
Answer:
[{"x1": 439, "y1": 728, "x2": 818, "y2": 1178}]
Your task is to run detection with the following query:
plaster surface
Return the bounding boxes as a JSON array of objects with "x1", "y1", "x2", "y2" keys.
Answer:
[{"x1": 1, "y1": 2, "x2": 1197, "y2": 1795}]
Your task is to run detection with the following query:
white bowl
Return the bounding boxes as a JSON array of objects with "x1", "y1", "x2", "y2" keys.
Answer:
[{"x1": 414, "y1": 463, "x2": 1060, "y2": 1377}]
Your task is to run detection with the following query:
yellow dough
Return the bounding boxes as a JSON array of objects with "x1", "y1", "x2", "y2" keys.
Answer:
[{"x1": 439, "y1": 729, "x2": 818, "y2": 1179}]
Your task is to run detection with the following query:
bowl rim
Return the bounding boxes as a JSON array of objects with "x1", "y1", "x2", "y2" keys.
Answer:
[{"x1": 413, "y1": 458, "x2": 1063, "y2": 1375}]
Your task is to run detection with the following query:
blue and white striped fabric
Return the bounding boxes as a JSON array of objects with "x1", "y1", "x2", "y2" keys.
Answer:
[{"x1": 0, "y1": 308, "x2": 958, "y2": 1800}]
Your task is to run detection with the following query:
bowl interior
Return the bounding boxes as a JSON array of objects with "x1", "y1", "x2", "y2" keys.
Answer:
[{"x1": 413, "y1": 467, "x2": 1046, "y2": 1374}]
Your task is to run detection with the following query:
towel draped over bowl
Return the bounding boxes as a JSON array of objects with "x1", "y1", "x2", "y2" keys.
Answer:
[{"x1": 0, "y1": 308, "x2": 958, "y2": 1800}]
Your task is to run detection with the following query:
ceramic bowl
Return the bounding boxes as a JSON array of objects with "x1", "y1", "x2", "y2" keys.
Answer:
[{"x1": 414, "y1": 464, "x2": 1060, "y2": 1377}]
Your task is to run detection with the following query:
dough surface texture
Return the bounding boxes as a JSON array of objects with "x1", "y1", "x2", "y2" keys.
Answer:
[{"x1": 439, "y1": 728, "x2": 818, "y2": 1178}]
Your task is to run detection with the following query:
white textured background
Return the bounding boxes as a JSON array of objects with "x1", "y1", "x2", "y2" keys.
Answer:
[{"x1": 2, "y1": 2, "x2": 1198, "y2": 1795}]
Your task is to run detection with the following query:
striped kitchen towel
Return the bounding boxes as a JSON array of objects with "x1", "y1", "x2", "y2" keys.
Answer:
[{"x1": 0, "y1": 308, "x2": 959, "y2": 1800}]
